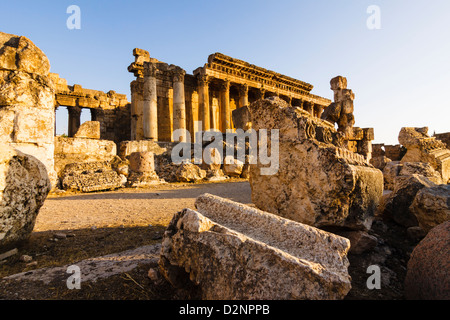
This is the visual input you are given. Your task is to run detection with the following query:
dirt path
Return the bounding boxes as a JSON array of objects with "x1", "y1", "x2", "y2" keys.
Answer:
[{"x1": 35, "y1": 180, "x2": 252, "y2": 232}]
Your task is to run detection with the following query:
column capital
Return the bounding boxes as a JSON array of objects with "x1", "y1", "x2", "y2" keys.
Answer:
[
  {"x1": 130, "y1": 79, "x2": 144, "y2": 95},
  {"x1": 172, "y1": 67, "x2": 186, "y2": 83},
  {"x1": 218, "y1": 79, "x2": 231, "y2": 91},
  {"x1": 197, "y1": 74, "x2": 210, "y2": 86},
  {"x1": 239, "y1": 83, "x2": 249, "y2": 95},
  {"x1": 144, "y1": 62, "x2": 158, "y2": 78}
]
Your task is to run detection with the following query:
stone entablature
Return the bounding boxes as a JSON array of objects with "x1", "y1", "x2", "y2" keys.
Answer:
[
  {"x1": 51, "y1": 73, "x2": 129, "y2": 110},
  {"x1": 197, "y1": 52, "x2": 331, "y2": 107},
  {"x1": 128, "y1": 49, "x2": 332, "y2": 143}
]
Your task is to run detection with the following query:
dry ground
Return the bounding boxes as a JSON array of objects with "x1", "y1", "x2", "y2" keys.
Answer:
[
  {"x1": 0, "y1": 179, "x2": 252, "y2": 300},
  {"x1": 0, "y1": 179, "x2": 409, "y2": 300}
]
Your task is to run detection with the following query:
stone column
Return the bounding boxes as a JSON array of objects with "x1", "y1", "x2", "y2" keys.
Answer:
[
  {"x1": 239, "y1": 84, "x2": 249, "y2": 108},
  {"x1": 143, "y1": 63, "x2": 158, "y2": 141},
  {"x1": 130, "y1": 79, "x2": 144, "y2": 140},
  {"x1": 256, "y1": 88, "x2": 265, "y2": 101},
  {"x1": 198, "y1": 75, "x2": 210, "y2": 131},
  {"x1": 172, "y1": 67, "x2": 187, "y2": 142},
  {"x1": 314, "y1": 104, "x2": 324, "y2": 118},
  {"x1": 220, "y1": 80, "x2": 231, "y2": 132},
  {"x1": 304, "y1": 101, "x2": 314, "y2": 117},
  {"x1": 68, "y1": 106, "x2": 81, "y2": 137}
]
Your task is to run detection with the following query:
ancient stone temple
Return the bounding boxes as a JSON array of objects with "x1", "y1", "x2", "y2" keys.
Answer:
[
  {"x1": 128, "y1": 49, "x2": 332, "y2": 143},
  {"x1": 51, "y1": 73, "x2": 131, "y2": 144}
]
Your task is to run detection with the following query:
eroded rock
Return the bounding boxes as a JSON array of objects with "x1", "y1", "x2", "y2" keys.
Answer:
[
  {"x1": 0, "y1": 143, "x2": 51, "y2": 250},
  {"x1": 159, "y1": 194, "x2": 352, "y2": 300},
  {"x1": 399, "y1": 127, "x2": 450, "y2": 183},
  {"x1": 404, "y1": 221, "x2": 450, "y2": 300},
  {"x1": 248, "y1": 97, "x2": 383, "y2": 231},
  {"x1": 410, "y1": 184, "x2": 450, "y2": 233}
]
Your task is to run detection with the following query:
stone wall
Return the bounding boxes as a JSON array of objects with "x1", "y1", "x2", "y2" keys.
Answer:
[
  {"x1": 0, "y1": 31, "x2": 57, "y2": 187},
  {"x1": 434, "y1": 132, "x2": 450, "y2": 148},
  {"x1": 54, "y1": 136, "x2": 117, "y2": 178}
]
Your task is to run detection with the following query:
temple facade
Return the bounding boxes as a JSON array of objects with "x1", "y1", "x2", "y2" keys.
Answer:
[{"x1": 128, "y1": 49, "x2": 332, "y2": 143}]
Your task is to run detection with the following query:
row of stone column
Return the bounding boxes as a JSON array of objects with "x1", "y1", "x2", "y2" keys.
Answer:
[{"x1": 140, "y1": 65, "x2": 326, "y2": 142}]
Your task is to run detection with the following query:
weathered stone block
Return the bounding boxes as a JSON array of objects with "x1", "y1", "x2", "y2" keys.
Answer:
[
  {"x1": 405, "y1": 221, "x2": 450, "y2": 300},
  {"x1": 128, "y1": 152, "x2": 155, "y2": 173},
  {"x1": 0, "y1": 143, "x2": 50, "y2": 250},
  {"x1": 248, "y1": 98, "x2": 383, "y2": 231},
  {"x1": 73, "y1": 121, "x2": 101, "y2": 139},
  {"x1": 410, "y1": 185, "x2": 450, "y2": 233},
  {"x1": 0, "y1": 32, "x2": 56, "y2": 187},
  {"x1": 61, "y1": 161, "x2": 124, "y2": 193},
  {"x1": 159, "y1": 194, "x2": 351, "y2": 300},
  {"x1": 54, "y1": 137, "x2": 117, "y2": 178},
  {"x1": 399, "y1": 127, "x2": 450, "y2": 183}
]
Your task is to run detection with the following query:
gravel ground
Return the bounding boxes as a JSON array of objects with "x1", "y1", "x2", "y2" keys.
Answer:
[{"x1": 35, "y1": 180, "x2": 253, "y2": 232}]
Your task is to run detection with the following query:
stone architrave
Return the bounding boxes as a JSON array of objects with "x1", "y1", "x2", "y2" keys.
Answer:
[
  {"x1": 159, "y1": 194, "x2": 351, "y2": 300},
  {"x1": 248, "y1": 97, "x2": 383, "y2": 231}
]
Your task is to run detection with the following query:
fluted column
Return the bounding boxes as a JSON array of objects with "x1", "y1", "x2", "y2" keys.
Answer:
[
  {"x1": 219, "y1": 80, "x2": 231, "y2": 131},
  {"x1": 239, "y1": 84, "x2": 249, "y2": 108},
  {"x1": 172, "y1": 67, "x2": 187, "y2": 142},
  {"x1": 197, "y1": 74, "x2": 210, "y2": 131},
  {"x1": 143, "y1": 63, "x2": 158, "y2": 141}
]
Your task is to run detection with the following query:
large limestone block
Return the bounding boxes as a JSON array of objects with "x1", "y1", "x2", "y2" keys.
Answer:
[
  {"x1": 0, "y1": 143, "x2": 50, "y2": 250},
  {"x1": 404, "y1": 221, "x2": 450, "y2": 300},
  {"x1": 382, "y1": 174, "x2": 436, "y2": 228},
  {"x1": 399, "y1": 127, "x2": 450, "y2": 183},
  {"x1": 54, "y1": 137, "x2": 117, "y2": 177},
  {"x1": 410, "y1": 185, "x2": 450, "y2": 233},
  {"x1": 0, "y1": 33, "x2": 50, "y2": 76},
  {"x1": 159, "y1": 194, "x2": 351, "y2": 300},
  {"x1": 73, "y1": 121, "x2": 101, "y2": 139},
  {"x1": 0, "y1": 32, "x2": 56, "y2": 187},
  {"x1": 248, "y1": 97, "x2": 383, "y2": 231},
  {"x1": 61, "y1": 161, "x2": 124, "y2": 193}
]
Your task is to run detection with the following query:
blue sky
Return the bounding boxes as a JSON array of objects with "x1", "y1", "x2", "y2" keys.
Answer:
[{"x1": 1, "y1": 0, "x2": 449, "y2": 144}]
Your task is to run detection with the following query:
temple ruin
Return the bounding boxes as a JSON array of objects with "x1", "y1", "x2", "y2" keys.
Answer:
[{"x1": 127, "y1": 49, "x2": 332, "y2": 143}]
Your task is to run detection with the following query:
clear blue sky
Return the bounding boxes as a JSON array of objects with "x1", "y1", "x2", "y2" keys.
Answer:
[{"x1": 1, "y1": 0, "x2": 449, "y2": 144}]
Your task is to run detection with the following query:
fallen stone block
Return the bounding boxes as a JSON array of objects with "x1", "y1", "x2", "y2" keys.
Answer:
[
  {"x1": 248, "y1": 97, "x2": 383, "y2": 231},
  {"x1": 73, "y1": 121, "x2": 101, "y2": 139},
  {"x1": 0, "y1": 143, "x2": 51, "y2": 250},
  {"x1": 399, "y1": 127, "x2": 450, "y2": 183},
  {"x1": 382, "y1": 174, "x2": 436, "y2": 228},
  {"x1": 61, "y1": 161, "x2": 124, "y2": 192},
  {"x1": 404, "y1": 221, "x2": 450, "y2": 300},
  {"x1": 410, "y1": 184, "x2": 450, "y2": 233},
  {"x1": 159, "y1": 194, "x2": 351, "y2": 300}
]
